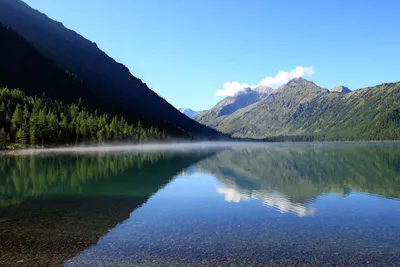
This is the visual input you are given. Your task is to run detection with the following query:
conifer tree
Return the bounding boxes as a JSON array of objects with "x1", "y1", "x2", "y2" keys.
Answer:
[
  {"x1": 0, "y1": 102, "x2": 5, "y2": 120},
  {"x1": 16, "y1": 123, "x2": 28, "y2": 145},
  {"x1": 57, "y1": 130, "x2": 64, "y2": 143},
  {"x1": 0, "y1": 128, "x2": 7, "y2": 149},
  {"x1": 11, "y1": 103, "x2": 24, "y2": 130},
  {"x1": 0, "y1": 87, "x2": 173, "y2": 147},
  {"x1": 97, "y1": 129, "x2": 105, "y2": 143},
  {"x1": 30, "y1": 124, "x2": 38, "y2": 145},
  {"x1": 23, "y1": 104, "x2": 30, "y2": 121}
]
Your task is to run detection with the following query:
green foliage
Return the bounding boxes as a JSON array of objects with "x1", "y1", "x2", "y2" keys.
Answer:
[
  {"x1": 0, "y1": 128, "x2": 6, "y2": 149},
  {"x1": 197, "y1": 78, "x2": 400, "y2": 141},
  {"x1": 15, "y1": 122, "x2": 28, "y2": 145},
  {"x1": 29, "y1": 123, "x2": 38, "y2": 145},
  {"x1": 11, "y1": 103, "x2": 23, "y2": 131},
  {"x1": 0, "y1": 88, "x2": 173, "y2": 147}
]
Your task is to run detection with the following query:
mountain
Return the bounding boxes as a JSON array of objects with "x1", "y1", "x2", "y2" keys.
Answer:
[
  {"x1": 195, "y1": 86, "x2": 272, "y2": 129},
  {"x1": 196, "y1": 78, "x2": 327, "y2": 137},
  {"x1": 195, "y1": 77, "x2": 400, "y2": 140},
  {"x1": 331, "y1": 85, "x2": 351, "y2": 93},
  {"x1": 0, "y1": 0, "x2": 224, "y2": 140},
  {"x1": 179, "y1": 108, "x2": 200, "y2": 119},
  {"x1": 0, "y1": 24, "x2": 104, "y2": 107},
  {"x1": 0, "y1": 24, "x2": 191, "y2": 147},
  {"x1": 253, "y1": 85, "x2": 274, "y2": 94}
]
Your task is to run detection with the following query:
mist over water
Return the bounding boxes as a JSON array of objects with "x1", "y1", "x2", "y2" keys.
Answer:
[
  {"x1": 6, "y1": 141, "x2": 234, "y2": 155},
  {"x1": 6, "y1": 140, "x2": 398, "y2": 155}
]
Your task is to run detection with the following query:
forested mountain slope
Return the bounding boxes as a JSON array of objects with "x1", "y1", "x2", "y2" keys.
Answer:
[
  {"x1": 196, "y1": 78, "x2": 400, "y2": 140},
  {"x1": 0, "y1": 24, "x2": 193, "y2": 148},
  {"x1": 0, "y1": 0, "x2": 224, "y2": 139}
]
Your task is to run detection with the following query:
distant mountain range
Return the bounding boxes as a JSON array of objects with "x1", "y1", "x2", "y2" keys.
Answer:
[
  {"x1": 195, "y1": 77, "x2": 400, "y2": 141},
  {"x1": 0, "y1": 0, "x2": 225, "y2": 140},
  {"x1": 179, "y1": 108, "x2": 200, "y2": 119}
]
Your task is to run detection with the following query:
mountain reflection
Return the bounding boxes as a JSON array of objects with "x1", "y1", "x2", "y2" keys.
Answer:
[
  {"x1": 197, "y1": 145, "x2": 400, "y2": 215},
  {"x1": 0, "y1": 151, "x2": 216, "y2": 204},
  {"x1": 0, "y1": 151, "x2": 215, "y2": 267}
]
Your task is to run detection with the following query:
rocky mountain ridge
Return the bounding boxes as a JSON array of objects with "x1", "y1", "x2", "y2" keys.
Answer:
[{"x1": 195, "y1": 77, "x2": 400, "y2": 140}]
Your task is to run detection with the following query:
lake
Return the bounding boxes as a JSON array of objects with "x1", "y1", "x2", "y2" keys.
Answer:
[{"x1": 1, "y1": 142, "x2": 400, "y2": 266}]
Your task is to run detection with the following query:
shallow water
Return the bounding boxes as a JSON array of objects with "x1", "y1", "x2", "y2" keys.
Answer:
[{"x1": 1, "y1": 142, "x2": 400, "y2": 266}]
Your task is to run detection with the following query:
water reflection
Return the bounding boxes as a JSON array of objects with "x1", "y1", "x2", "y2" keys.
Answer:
[
  {"x1": 0, "y1": 152, "x2": 216, "y2": 203},
  {"x1": 0, "y1": 151, "x2": 215, "y2": 267},
  {"x1": 64, "y1": 144, "x2": 400, "y2": 266},
  {"x1": 197, "y1": 145, "x2": 400, "y2": 215},
  {"x1": 217, "y1": 186, "x2": 316, "y2": 217},
  {"x1": 2, "y1": 144, "x2": 400, "y2": 266}
]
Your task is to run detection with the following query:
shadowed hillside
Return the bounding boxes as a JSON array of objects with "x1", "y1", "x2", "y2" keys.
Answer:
[
  {"x1": 0, "y1": 0, "x2": 225, "y2": 140},
  {"x1": 0, "y1": 24, "x2": 193, "y2": 147}
]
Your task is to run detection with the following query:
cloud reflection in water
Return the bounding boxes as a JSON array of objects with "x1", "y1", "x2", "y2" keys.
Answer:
[{"x1": 217, "y1": 186, "x2": 316, "y2": 217}]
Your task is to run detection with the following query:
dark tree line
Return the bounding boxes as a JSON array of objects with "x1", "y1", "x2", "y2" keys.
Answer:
[{"x1": 0, "y1": 88, "x2": 169, "y2": 149}]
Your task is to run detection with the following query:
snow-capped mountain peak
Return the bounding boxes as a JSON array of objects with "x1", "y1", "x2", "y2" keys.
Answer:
[{"x1": 179, "y1": 108, "x2": 200, "y2": 119}]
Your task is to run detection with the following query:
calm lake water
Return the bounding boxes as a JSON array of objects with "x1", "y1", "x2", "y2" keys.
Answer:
[{"x1": 1, "y1": 142, "x2": 400, "y2": 266}]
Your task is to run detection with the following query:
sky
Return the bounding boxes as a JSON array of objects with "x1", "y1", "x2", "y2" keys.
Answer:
[{"x1": 23, "y1": 0, "x2": 400, "y2": 111}]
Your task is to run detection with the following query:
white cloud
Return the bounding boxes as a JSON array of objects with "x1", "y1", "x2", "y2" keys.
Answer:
[
  {"x1": 215, "y1": 66, "x2": 315, "y2": 97},
  {"x1": 215, "y1": 81, "x2": 250, "y2": 97},
  {"x1": 259, "y1": 66, "x2": 315, "y2": 87}
]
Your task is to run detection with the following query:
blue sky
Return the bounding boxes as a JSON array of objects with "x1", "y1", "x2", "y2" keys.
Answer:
[{"x1": 23, "y1": 0, "x2": 400, "y2": 111}]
